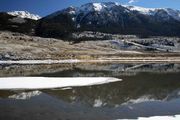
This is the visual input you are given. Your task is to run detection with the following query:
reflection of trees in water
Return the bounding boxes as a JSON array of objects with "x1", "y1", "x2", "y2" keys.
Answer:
[
  {"x1": 0, "y1": 63, "x2": 180, "y2": 77},
  {"x1": 75, "y1": 63, "x2": 180, "y2": 77},
  {"x1": 36, "y1": 63, "x2": 180, "y2": 77},
  {"x1": 0, "y1": 64, "x2": 74, "y2": 77},
  {"x1": 44, "y1": 72, "x2": 180, "y2": 107}
]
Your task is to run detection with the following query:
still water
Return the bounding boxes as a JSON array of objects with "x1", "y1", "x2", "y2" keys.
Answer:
[{"x1": 0, "y1": 63, "x2": 180, "y2": 120}]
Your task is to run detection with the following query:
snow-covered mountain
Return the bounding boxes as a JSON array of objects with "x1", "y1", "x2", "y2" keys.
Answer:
[
  {"x1": 8, "y1": 11, "x2": 41, "y2": 20},
  {"x1": 37, "y1": 2, "x2": 180, "y2": 38},
  {"x1": 124, "y1": 5, "x2": 180, "y2": 21},
  {"x1": 48, "y1": 2, "x2": 180, "y2": 22}
]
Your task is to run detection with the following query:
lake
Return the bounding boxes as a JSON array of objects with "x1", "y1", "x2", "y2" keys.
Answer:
[{"x1": 0, "y1": 63, "x2": 180, "y2": 120}]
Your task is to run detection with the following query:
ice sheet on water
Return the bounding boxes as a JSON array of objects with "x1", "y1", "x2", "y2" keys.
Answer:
[{"x1": 0, "y1": 77, "x2": 121, "y2": 90}]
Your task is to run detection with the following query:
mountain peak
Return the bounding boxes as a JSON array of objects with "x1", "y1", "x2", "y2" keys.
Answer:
[
  {"x1": 7, "y1": 11, "x2": 41, "y2": 20},
  {"x1": 78, "y1": 2, "x2": 121, "y2": 12}
]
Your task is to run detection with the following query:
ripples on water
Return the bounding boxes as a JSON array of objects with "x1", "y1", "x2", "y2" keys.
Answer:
[{"x1": 0, "y1": 63, "x2": 180, "y2": 120}]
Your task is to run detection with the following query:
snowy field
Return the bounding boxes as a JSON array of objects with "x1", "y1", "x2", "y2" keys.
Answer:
[{"x1": 118, "y1": 115, "x2": 180, "y2": 120}]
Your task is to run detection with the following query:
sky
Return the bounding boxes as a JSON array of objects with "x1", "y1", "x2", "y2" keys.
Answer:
[{"x1": 0, "y1": 0, "x2": 180, "y2": 17}]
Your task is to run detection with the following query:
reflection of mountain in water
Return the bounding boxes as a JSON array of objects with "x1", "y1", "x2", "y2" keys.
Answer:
[
  {"x1": 0, "y1": 71, "x2": 180, "y2": 119},
  {"x1": 43, "y1": 72, "x2": 180, "y2": 107},
  {"x1": 74, "y1": 63, "x2": 180, "y2": 77},
  {"x1": 2, "y1": 72, "x2": 179, "y2": 106},
  {"x1": 0, "y1": 64, "x2": 74, "y2": 77},
  {"x1": 0, "y1": 62, "x2": 180, "y2": 120}
]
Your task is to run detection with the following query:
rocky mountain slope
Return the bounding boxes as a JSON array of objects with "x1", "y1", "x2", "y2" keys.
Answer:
[
  {"x1": 0, "y1": 11, "x2": 39, "y2": 35},
  {"x1": 36, "y1": 2, "x2": 180, "y2": 39}
]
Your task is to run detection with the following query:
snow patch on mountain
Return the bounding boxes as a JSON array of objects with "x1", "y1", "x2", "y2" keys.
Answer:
[
  {"x1": 8, "y1": 11, "x2": 41, "y2": 20},
  {"x1": 123, "y1": 5, "x2": 156, "y2": 15},
  {"x1": 124, "y1": 5, "x2": 180, "y2": 21},
  {"x1": 80, "y1": 3, "x2": 103, "y2": 12},
  {"x1": 164, "y1": 8, "x2": 180, "y2": 21},
  {"x1": 92, "y1": 3, "x2": 103, "y2": 11},
  {"x1": 79, "y1": 2, "x2": 120, "y2": 12}
]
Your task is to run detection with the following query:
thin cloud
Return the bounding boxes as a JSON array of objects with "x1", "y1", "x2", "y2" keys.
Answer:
[{"x1": 128, "y1": 0, "x2": 138, "y2": 4}]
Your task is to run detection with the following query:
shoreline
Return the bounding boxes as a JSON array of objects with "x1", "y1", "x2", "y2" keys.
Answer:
[{"x1": 1, "y1": 57, "x2": 180, "y2": 64}]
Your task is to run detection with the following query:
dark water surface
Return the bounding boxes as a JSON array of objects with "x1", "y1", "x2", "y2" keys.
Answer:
[{"x1": 0, "y1": 63, "x2": 180, "y2": 120}]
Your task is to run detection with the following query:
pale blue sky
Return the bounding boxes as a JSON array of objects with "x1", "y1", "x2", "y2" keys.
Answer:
[{"x1": 0, "y1": 0, "x2": 180, "y2": 16}]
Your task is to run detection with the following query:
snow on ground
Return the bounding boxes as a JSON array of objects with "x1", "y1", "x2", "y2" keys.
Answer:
[
  {"x1": 0, "y1": 77, "x2": 121, "y2": 90},
  {"x1": 117, "y1": 115, "x2": 180, "y2": 120}
]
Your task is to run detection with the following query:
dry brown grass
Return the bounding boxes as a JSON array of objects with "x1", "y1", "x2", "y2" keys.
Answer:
[{"x1": 0, "y1": 31, "x2": 180, "y2": 61}]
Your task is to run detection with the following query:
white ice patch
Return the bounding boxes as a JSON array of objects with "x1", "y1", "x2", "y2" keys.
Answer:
[
  {"x1": 117, "y1": 115, "x2": 180, "y2": 120},
  {"x1": 8, "y1": 91, "x2": 41, "y2": 100},
  {"x1": 0, "y1": 77, "x2": 121, "y2": 90}
]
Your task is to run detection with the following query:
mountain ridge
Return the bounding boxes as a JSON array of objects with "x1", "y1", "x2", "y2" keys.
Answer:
[
  {"x1": 1, "y1": 2, "x2": 180, "y2": 39},
  {"x1": 7, "y1": 11, "x2": 41, "y2": 20},
  {"x1": 47, "y1": 2, "x2": 180, "y2": 22},
  {"x1": 36, "y1": 2, "x2": 180, "y2": 39}
]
